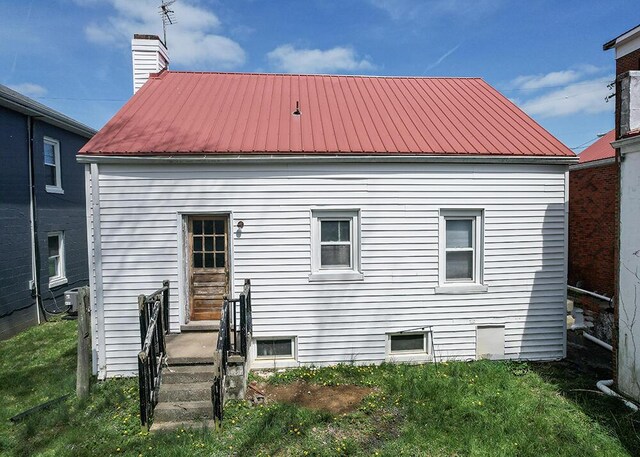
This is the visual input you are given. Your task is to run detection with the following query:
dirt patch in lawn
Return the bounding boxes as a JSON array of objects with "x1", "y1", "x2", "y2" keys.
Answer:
[{"x1": 258, "y1": 382, "x2": 374, "y2": 414}]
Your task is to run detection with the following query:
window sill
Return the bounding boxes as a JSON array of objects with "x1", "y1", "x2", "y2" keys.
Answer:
[
  {"x1": 49, "y1": 277, "x2": 68, "y2": 289},
  {"x1": 434, "y1": 284, "x2": 488, "y2": 294},
  {"x1": 45, "y1": 186, "x2": 64, "y2": 194},
  {"x1": 309, "y1": 271, "x2": 364, "y2": 282},
  {"x1": 386, "y1": 353, "x2": 433, "y2": 363},
  {"x1": 251, "y1": 357, "x2": 299, "y2": 369}
]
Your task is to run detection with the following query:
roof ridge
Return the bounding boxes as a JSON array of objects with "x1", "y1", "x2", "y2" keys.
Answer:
[{"x1": 163, "y1": 70, "x2": 483, "y2": 80}]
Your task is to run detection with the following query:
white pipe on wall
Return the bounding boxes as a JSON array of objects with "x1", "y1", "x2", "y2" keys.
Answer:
[
  {"x1": 584, "y1": 332, "x2": 613, "y2": 352},
  {"x1": 567, "y1": 285, "x2": 612, "y2": 303}
]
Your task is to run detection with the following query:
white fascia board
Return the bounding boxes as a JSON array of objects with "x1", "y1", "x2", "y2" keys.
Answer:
[{"x1": 77, "y1": 153, "x2": 578, "y2": 166}]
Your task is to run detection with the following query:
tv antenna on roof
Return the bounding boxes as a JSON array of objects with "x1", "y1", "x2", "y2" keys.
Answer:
[{"x1": 159, "y1": 0, "x2": 177, "y2": 47}]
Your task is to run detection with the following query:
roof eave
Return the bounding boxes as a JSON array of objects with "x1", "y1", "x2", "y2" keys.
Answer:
[
  {"x1": 77, "y1": 152, "x2": 578, "y2": 165},
  {"x1": 0, "y1": 85, "x2": 96, "y2": 138}
]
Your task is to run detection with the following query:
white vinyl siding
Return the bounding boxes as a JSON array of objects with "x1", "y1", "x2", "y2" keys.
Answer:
[{"x1": 89, "y1": 161, "x2": 568, "y2": 377}]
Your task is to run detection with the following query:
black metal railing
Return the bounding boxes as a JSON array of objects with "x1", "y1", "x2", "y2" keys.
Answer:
[
  {"x1": 212, "y1": 279, "x2": 252, "y2": 426},
  {"x1": 138, "y1": 280, "x2": 170, "y2": 428}
]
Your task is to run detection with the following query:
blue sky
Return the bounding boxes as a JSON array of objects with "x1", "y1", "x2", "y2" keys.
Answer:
[{"x1": 2, "y1": 0, "x2": 637, "y2": 152}]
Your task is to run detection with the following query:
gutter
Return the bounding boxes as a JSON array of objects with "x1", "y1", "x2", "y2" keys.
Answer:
[{"x1": 77, "y1": 153, "x2": 578, "y2": 165}]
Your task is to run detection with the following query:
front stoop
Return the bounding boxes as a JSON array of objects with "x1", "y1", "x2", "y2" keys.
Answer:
[
  {"x1": 151, "y1": 364, "x2": 216, "y2": 431},
  {"x1": 151, "y1": 329, "x2": 251, "y2": 432}
]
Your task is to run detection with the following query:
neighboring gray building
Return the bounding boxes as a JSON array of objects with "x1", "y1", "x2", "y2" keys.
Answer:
[{"x1": 0, "y1": 84, "x2": 95, "y2": 340}]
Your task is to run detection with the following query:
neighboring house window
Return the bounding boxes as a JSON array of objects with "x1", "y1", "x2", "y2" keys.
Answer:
[
  {"x1": 48, "y1": 232, "x2": 66, "y2": 287},
  {"x1": 436, "y1": 209, "x2": 486, "y2": 293},
  {"x1": 44, "y1": 137, "x2": 63, "y2": 193},
  {"x1": 310, "y1": 209, "x2": 363, "y2": 281},
  {"x1": 256, "y1": 338, "x2": 295, "y2": 359}
]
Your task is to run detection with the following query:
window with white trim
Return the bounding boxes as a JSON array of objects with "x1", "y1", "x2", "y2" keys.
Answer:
[
  {"x1": 386, "y1": 332, "x2": 431, "y2": 359},
  {"x1": 256, "y1": 338, "x2": 295, "y2": 359},
  {"x1": 47, "y1": 232, "x2": 66, "y2": 287},
  {"x1": 310, "y1": 209, "x2": 362, "y2": 281},
  {"x1": 438, "y1": 209, "x2": 485, "y2": 291},
  {"x1": 44, "y1": 137, "x2": 63, "y2": 193}
]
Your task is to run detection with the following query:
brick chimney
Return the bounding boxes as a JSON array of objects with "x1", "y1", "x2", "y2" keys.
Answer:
[
  {"x1": 131, "y1": 34, "x2": 169, "y2": 94},
  {"x1": 604, "y1": 25, "x2": 640, "y2": 138}
]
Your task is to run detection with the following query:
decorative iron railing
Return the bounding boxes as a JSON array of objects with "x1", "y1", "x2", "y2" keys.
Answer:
[
  {"x1": 212, "y1": 279, "x2": 252, "y2": 426},
  {"x1": 138, "y1": 280, "x2": 170, "y2": 428}
]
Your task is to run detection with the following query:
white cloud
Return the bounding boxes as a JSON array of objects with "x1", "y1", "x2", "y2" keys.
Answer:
[
  {"x1": 8, "y1": 83, "x2": 47, "y2": 98},
  {"x1": 511, "y1": 70, "x2": 582, "y2": 91},
  {"x1": 509, "y1": 66, "x2": 605, "y2": 91},
  {"x1": 519, "y1": 77, "x2": 613, "y2": 118},
  {"x1": 82, "y1": 0, "x2": 245, "y2": 69},
  {"x1": 267, "y1": 45, "x2": 374, "y2": 74}
]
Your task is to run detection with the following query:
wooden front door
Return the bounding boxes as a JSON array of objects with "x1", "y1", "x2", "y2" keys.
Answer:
[{"x1": 188, "y1": 216, "x2": 229, "y2": 321}]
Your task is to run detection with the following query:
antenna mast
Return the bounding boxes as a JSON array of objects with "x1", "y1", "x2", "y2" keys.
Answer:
[{"x1": 159, "y1": 0, "x2": 177, "y2": 47}]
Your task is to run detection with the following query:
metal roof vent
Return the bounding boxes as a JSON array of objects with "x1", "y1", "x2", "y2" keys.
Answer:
[{"x1": 292, "y1": 100, "x2": 301, "y2": 116}]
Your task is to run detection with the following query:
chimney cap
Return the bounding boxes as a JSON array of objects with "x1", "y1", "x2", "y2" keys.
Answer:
[{"x1": 134, "y1": 34, "x2": 164, "y2": 42}]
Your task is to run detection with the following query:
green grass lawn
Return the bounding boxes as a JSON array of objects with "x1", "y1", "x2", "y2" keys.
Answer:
[{"x1": 1, "y1": 320, "x2": 638, "y2": 456}]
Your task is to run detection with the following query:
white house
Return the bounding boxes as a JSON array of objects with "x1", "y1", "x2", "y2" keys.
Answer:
[
  {"x1": 79, "y1": 35, "x2": 576, "y2": 379},
  {"x1": 606, "y1": 24, "x2": 640, "y2": 402}
]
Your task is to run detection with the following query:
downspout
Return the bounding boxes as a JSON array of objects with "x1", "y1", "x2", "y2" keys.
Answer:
[{"x1": 27, "y1": 116, "x2": 46, "y2": 323}]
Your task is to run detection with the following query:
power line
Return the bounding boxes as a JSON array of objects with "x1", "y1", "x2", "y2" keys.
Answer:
[{"x1": 501, "y1": 79, "x2": 613, "y2": 92}]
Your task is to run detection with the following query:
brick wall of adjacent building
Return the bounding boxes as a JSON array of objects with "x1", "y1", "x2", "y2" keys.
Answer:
[{"x1": 568, "y1": 162, "x2": 618, "y2": 297}]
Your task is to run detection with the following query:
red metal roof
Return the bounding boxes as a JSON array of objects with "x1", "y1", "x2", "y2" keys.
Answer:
[
  {"x1": 578, "y1": 130, "x2": 615, "y2": 163},
  {"x1": 80, "y1": 71, "x2": 575, "y2": 157}
]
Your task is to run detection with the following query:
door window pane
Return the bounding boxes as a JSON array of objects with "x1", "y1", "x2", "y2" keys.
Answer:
[
  {"x1": 193, "y1": 220, "x2": 203, "y2": 235},
  {"x1": 204, "y1": 220, "x2": 214, "y2": 234},
  {"x1": 215, "y1": 220, "x2": 225, "y2": 234},
  {"x1": 446, "y1": 220, "x2": 472, "y2": 248},
  {"x1": 193, "y1": 237, "x2": 202, "y2": 251},
  {"x1": 321, "y1": 245, "x2": 351, "y2": 267},
  {"x1": 215, "y1": 253, "x2": 225, "y2": 268},
  {"x1": 204, "y1": 236, "x2": 214, "y2": 251},
  {"x1": 193, "y1": 253, "x2": 203, "y2": 268},
  {"x1": 215, "y1": 236, "x2": 225, "y2": 251},
  {"x1": 204, "y1": 253, "x2": 214, "y2": 268},
  {"x1": 446, "y1": 251, "x2": 473, "y2": 280}
]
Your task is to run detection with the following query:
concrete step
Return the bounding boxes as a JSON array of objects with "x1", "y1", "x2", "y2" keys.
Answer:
[
  {"x1": 159, "y1": 382, "x2": 212, "y2": 402},
  {"x1": 168, "y1": 355, "x2": 215, "y2": 365},
  {"x1": 163, "y1": 365, "x2": 216, "y2": 384},
  {"x1": 154, "y1": 401, "x2": 213, "y2": 423},
  {"x1": 151, "y1": 419, "x2": 216, "y2": 433},
  {"x1": 181, "y1": 321, "x2": 220, "y2": 332}
]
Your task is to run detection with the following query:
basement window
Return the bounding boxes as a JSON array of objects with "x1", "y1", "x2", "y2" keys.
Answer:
[
  {"x1": 389, "y1": 333, "x2": 428, "y2": 354},
  {"x1": 256, "y1": 338, "x2": 295, "y2": 359}
]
